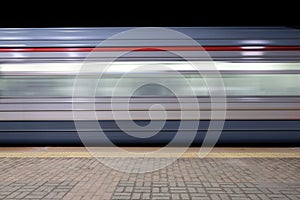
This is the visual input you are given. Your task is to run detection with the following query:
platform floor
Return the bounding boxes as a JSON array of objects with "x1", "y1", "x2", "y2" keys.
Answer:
[{"x1": 0, "y1": 148, "x2": 299, "y2": 200}]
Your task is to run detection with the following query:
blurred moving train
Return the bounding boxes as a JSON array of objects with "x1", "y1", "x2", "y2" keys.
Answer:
[{"x1": 0, "y1": 27, "x2": 300, "y2": 146}]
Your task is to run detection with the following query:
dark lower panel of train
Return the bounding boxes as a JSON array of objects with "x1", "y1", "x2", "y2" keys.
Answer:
[{"x1": 0, "y1": 120, "x2": 299, "y2": 146}]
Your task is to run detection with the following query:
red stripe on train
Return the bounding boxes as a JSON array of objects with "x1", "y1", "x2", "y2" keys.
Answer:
[{"x1": 0, "y1": 46, "x2": 300, "y2": 52}]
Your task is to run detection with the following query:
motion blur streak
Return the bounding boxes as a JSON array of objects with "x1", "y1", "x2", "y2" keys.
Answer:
[{"x1": 0, "y1": 27, "x2": 300, "y2": 146}]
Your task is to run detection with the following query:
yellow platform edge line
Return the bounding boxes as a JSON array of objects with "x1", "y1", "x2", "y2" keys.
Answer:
[{"x1": 0, "y1": 152, "x2": 299, "y2": 158}]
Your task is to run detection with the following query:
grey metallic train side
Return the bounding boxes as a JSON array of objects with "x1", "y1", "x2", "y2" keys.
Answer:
[{"x1": 0, "y1": 27, "x2": 300, "y2": 146}]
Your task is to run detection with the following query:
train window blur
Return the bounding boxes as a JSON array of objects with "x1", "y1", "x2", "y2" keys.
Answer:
[{"x1": 1, "y1": 62, "x2": 300, "y2": 97}]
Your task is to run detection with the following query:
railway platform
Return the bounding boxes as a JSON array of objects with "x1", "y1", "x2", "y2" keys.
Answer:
[{"x1": 0, "y1": 147, "x2": 299, "y2": 200}]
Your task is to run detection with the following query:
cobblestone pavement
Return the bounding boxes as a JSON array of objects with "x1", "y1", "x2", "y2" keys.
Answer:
[{"x1": 0, "y1": 156, "x2": 299, "y2": 200}]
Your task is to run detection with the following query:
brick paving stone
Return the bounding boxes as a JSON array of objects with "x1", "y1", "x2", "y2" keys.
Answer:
[
  {"x1": 171, "y1": 193, "x2": 181, "y2": 199},
  {"x1": 180, "y1": 193, "x2": 190, "y2": 199},
  {"x1": 0, "y1": 157, "x2": 298, "y2": 199}
]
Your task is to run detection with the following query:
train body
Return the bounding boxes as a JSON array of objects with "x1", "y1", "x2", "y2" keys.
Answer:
[{"x1": 0, "y1": 27, "x2": 300, "y2": 146}]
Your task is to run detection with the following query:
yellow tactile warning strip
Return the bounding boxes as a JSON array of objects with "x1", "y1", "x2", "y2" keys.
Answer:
[{"x1": 0, "y1": 152, "x2": 299, "y2": 158}]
